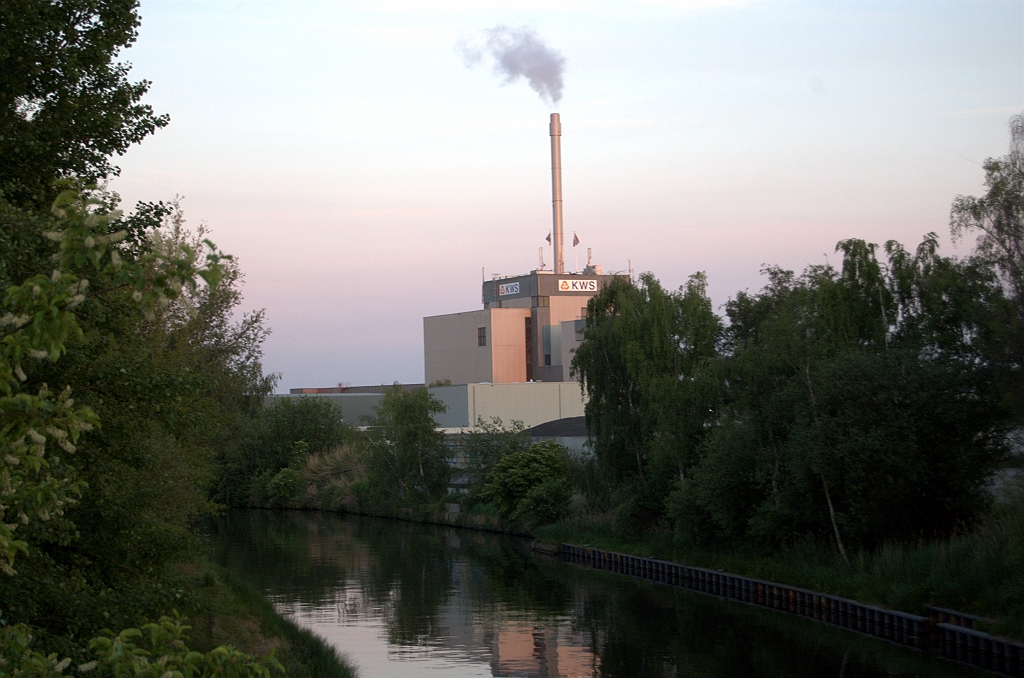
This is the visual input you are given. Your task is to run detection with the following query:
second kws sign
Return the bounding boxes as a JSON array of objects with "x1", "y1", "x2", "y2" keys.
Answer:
[{"x1": 558, "y1": 279, "x2": 598, "y2": 292}]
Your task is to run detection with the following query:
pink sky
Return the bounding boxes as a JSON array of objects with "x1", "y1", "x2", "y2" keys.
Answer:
[{"x1": 110, "y1": 1, "x2": 1022, "y2": 390}]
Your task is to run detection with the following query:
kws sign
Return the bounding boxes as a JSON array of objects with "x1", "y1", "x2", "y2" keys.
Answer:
[
  {"x1": 558, "y1": 279, "x2": 598, "y2": 292},
  {"x1": 498, "y1": 282, "x2": 520, "y2": 296}
]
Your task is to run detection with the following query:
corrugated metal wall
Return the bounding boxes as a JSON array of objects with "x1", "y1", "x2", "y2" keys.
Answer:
[{"x1": 267, "y1": 382, "x2": 587, "y2": 431}]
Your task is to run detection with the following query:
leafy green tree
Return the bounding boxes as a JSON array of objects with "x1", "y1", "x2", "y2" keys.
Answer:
[
  {"x1": 456, "y1": 417, "x2": 530, "y2": 477},
  {"x1": 0, "y1": 0, "x2": 168, "y2": 206},
  {"x1": 675, "y1": 237, "x2": 1013, "y2": 555},
  {"x1": 571, "y1": 272, "x2": 722, "y2": 533},
  {"x1": 0, "y1": 185, "x2": 226, "y2": 575},
  {"x1": 0, "y1": 189, "x2": 281, "y2": 664},
  {"x1": 481, "y1": 441, "x2": 570, "y2": 527},
  {"x1": 950, "y1": 135, "x2": 1024, "y2": 423},
  {"x1": 951, "y1": 129, "x2": 1024, "y2": 313},
  {"x1": 362, "y1": 385, "x2": 450, "y2": 506},
  {"x1": 214, "y1": 396, "x2": 352, "y2": 507}
]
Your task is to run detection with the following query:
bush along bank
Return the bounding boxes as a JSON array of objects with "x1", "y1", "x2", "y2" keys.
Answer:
[
  {"x1": 226, "y1": 387, "x2": 1023, "y2": 644},
  {"x1": 219, "y1": 392, "x2": 575, "y2": 536}
]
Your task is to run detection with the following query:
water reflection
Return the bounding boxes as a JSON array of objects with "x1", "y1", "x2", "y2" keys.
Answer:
[{"x1": 209, "y1": 510, "x2": 980, "y2": 678}]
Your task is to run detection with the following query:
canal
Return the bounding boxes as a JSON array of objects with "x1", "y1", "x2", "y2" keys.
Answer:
[{"x1": 209, "y1": 510, "x2": 983, "y2": 678}]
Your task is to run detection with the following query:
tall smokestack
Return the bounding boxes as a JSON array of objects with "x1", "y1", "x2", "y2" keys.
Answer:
[{"x1": 550, "y1": 113, "x2": 564, "y2": 274}]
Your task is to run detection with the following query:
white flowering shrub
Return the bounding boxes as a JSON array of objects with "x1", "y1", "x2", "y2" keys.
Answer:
[{"x1": 0, "y1": 185, "x2": 228, "y2": 575}]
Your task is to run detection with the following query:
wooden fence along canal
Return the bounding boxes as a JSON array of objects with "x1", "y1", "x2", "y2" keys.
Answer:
[{"x1": 549, "y1": 543, "x2": 1024, "y2": 677}]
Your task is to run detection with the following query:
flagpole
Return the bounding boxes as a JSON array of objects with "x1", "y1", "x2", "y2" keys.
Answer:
[{"x1": 574, "y1": 244, "x2": 578, "y2": 274}]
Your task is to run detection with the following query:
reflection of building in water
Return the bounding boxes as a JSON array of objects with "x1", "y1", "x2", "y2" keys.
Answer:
[
  {"x1": 490, "y1": 625, "x2": 596, "y2": 678},
  {"x1": 280, "y1": 520, "x2": 600, "y2": 677},
  {"x1": 430, "y1": 534, "x2": 599, "y2": 677}
]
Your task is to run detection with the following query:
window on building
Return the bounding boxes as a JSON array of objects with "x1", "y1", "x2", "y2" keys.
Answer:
[
  {"x1": 544, "y1": 354, "x2": 552, "y2": 366},
  {"x1": 581, "y1": 307, "x2": 587, "y2": 318},
  {"x1": 532, "y1": 296, "x2": 550, "y2": 307},
  {"x1": 477, "y1": 327, "x2": 486, "y2": 346},
  {"x1": 575, "y1": 329, "x2": 584, "y2": 342}
]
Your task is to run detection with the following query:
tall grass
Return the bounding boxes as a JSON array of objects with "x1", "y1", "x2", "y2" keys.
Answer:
[{"x1": 301, "y1": 445, "x2": 365, "y2": 511}]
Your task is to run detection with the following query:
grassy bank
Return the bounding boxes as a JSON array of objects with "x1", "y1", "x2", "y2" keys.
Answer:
[
  {"x1": 534, "y1": 505, "x2": 1024, "y2": 641},
  {"x1": 179, "y1": 559, "x2": 357, "y2": 678}
]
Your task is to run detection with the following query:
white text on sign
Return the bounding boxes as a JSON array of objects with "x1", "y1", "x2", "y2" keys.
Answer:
[{"x1": 498, "y1": 282, "x2": 521, "y2": 296}]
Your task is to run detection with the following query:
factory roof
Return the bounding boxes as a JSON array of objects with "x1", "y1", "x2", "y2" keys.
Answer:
[{"x1": 522, "y1": 416, "x2": 588, "y2": 438}]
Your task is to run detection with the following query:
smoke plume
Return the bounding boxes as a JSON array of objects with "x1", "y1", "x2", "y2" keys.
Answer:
[{"x1": 459, "y1": 26, "x2": 566, "y2": 106}]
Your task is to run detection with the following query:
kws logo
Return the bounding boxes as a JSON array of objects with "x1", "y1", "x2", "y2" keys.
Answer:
[
  {"x1": 558, "y1": 279, "x2": 598, "y2": 292},
  {"x1": 498, "y1": 282, "x2": 520, "y2": 296}
]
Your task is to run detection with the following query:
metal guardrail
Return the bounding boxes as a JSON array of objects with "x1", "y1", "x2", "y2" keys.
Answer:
[
  {"x1": 556, "y1": 543, "x2": 1023, "y2": 677},
  {"x1": 928, "y1": 605, "x2": 996, "y2": 630}
]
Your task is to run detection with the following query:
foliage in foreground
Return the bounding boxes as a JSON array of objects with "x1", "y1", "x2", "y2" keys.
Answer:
[
  {"x1": 0, "y1": 187, "x2": 227, "y2": 574},
  {"x1": 0, "y1": 614, "x2": 282, "y2": 678}
]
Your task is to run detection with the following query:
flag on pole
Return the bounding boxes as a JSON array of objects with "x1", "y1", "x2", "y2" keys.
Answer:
[
  {"x1": 573, "y1": 232, "x2": 580, "y2": 247},
  {"x1": 545, "y1": 232, "x2": 552, "y2": 244}
]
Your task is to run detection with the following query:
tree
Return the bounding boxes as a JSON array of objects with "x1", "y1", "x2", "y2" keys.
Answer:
[
  {"x1": 0, "y1": 0, "x2": 168, "y2": 206},
  {"x1": 481, "y1": 441, "x2": 570, "y2": 528},
  {"x1": 363, "y1": 385, "x2": 450, "y2": 505},
  {"x1": 0, "y1": 185, "x2": 226, "y2": 574},
  {"x1": 951, "y1": 118, "x2": 1024, "y2": 313},
  {"x1": 950, "y1": 123, "x2": 1024, "y2": 422},
  {"x1": 456, "y1": 417, "x2": 530, "y2": 478},
  {"x1": 570, "y1": 272, "x2": 722, "y2": 530},
  {"x1": 213, "y1": 395, "x2": 352, "y2": 507},
  {"x1": 674, "y1": 237, "x2": 1013, "y2": 554}
]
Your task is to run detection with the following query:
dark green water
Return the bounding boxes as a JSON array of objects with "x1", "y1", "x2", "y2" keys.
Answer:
[{"x1": 209, "y1": 510, "x2": 983, "y2": 678}]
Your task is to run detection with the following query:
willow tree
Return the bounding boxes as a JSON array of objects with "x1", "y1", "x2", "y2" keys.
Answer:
[
  {"x1": 570, "y1": 272, "x2": 722, "y2": 529},
  {"x1": 674, "y1": 237, "x2": 1012, "y2": 554},
  {"x1": 950, "y1": 115, "x2": 1024, "y2": 423}
]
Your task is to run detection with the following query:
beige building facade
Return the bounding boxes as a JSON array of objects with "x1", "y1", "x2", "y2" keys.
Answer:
[
  {"x1": 423, "y1": 270, "x2": 617, "y2": 385},
  {"x1": 424, "y1": 308, "x2": 531, "y2": 385}
]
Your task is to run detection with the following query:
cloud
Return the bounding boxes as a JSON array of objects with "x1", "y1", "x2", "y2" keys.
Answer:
[{"x1": 459, "y1": 25, "x2": 566, "y2": 106}]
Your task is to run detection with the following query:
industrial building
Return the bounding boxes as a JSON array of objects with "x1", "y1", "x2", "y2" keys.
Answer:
[
  {"x1": 424, "y1": 272, "x2": 609, "y2": 384},
  {"x1": 423, "y1": 113, "x2": 619, "y2": 386},
  {"x1": 282, "y1": 113, "x2": 616, "y2": 432}
]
